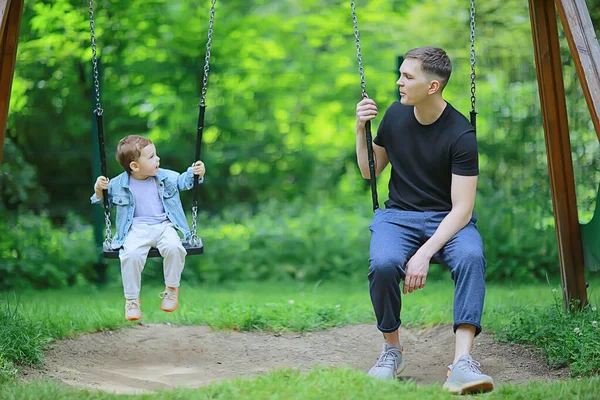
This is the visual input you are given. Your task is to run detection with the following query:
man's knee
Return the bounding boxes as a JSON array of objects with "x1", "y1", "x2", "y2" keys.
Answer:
[
  {"x1": 369, "y1": 255, "x2": 405, "y2": 280},
  {"x1": 451, "y1": 245, "x2": 486, "y2": 274}
]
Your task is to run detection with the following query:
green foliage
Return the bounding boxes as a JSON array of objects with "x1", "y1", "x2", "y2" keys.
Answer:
[
  {"x1": 4, "y1": 0, "x2": 600, "y2": 285},
  {"x1": 476, "y1": 195, "x2": 559, "y2": 281},
  {"x1": 0, "y1": 299, "x2": 49, "y2": 381},
  {"x1": 0, "y1": 353, "x2": 18, "y2": 384},
  {"x1": 0, "y1": 211, "x2": 97, "y2": 290},
  {"x1": 180, "y1": 199, "x2": 371, "y2": 283},
  {"x1": 180, "y1": 197, "x2": 562, "y2": 283},
  {"x1": 497, "y1": 294, "x2": 600, "y2": 377},
  {"x1": 0, "y1": 138, "x2": 48, "y2": 211},
  {"x1": 11, "y1": 0, "x2": 412, "y2": 215},
  {"x1": 0, "y1": 195, "x2": 570, "y2": 291},
  {"x1": 12, "y1": 0, "x2": 596, "y2": 215}
]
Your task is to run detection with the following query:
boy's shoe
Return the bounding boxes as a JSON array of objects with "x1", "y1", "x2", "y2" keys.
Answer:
[
  {"x1": 159, "y1": 287, "x2": 179, "y2": 312},
  {"x1": 443, "y1": 355, "x2": 494, "y2": 394},
  {"x1": 125, "y1": 298, "x2": 142, "y2": 321},
  {"x1": 367, "y1": 343, "x2": 405, "y2": 379}
]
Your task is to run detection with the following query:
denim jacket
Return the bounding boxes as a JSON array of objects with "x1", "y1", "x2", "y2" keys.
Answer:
[{"x1": 91, "y1": 167, "x2": 203, "y2": 249}]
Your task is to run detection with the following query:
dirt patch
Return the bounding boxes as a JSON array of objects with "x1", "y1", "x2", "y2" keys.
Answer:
[{"x1": 21, "y1": 323, "x2": 568, "y2": 394}]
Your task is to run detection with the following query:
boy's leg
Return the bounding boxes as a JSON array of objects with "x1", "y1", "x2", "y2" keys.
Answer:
[
  {"x1": 156, "y1": 222, "x2": 186, "y2": 312},
  {"x1": 119, "y1": 224, "x2": 153, "y2": 320},
  {"x1": 156, "y1": 222, "x2": 186, "y2": 288},
  {"x1": 119, "y1": 224, "x2": 153, "y2": 299},
  {"x1": 367, "y1": 209, "x2": 422, "y2": 379}
]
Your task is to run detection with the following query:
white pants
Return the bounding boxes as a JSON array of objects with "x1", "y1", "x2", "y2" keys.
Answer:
[{"x1": 119, "y1": 221, "x2": 186, "y2": 299}]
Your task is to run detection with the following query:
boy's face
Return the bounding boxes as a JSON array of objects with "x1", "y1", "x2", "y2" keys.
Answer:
[
  {"x1": 396, "y1": 58, "x2": 439, "y2": 106},
  {"x1": 130, "y1": 143, "x2": 160, "y2": 179}
]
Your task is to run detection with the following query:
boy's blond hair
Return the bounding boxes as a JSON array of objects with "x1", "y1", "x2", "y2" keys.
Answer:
[{"x1": 116, "y1": 135, "x2": 152, "y2": 173}]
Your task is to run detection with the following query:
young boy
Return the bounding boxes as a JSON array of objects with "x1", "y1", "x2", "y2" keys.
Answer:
[{"x1": 91, "y1": 135, "x2": 205, "y2": 321}]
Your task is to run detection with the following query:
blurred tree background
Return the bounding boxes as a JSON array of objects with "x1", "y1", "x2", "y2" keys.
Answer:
[{"x1": 1, "y1": 0, "x2": 599, "y2": 289}]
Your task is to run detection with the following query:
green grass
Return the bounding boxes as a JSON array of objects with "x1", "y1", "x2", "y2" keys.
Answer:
[
  {"x1": 2, "y1": 277, "x2": 600, "y2": 397},
  {"x1": 495, "y1": 296, "x2": 600, "y2": 377},
  {"x1": 9, "y1": 276, "x2": 599, "y2": 335},
  {"x1": 1, "y1": 368, "x2": 600, "y2": 400}
]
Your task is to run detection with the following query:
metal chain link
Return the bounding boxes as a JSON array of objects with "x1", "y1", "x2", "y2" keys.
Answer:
[
  {"x1": 469, "y1": 0, "x2": 476, "y2": 113},
  {"x1": 103, "y1": 212, "x2": 113, "y2": 250},
  {"x1": 190, "y1": 205, "x2": 199, "y2": 246},
  {"x1": 89, "y1": 0, "x2": 112, "y2": 248},
  {"x1": 191, "y1": 0, "x2": 217, "y2": 247},
  {"x1": 88, "y1": 0, "x2": 103, "y2": 116},
  {"x1": 200, "y1": 0, "x2": 217, "y2": 107},
  {"x1": 350, "y1": 1, "x2": 367, "y2": 98}
]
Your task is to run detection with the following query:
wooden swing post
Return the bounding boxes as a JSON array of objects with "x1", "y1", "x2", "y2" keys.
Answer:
[
  {"x1": 529, "y1": 0, "x2": 600, "y2": 310},
  {"x1": 0, "y1": 0, "x2": 24, "y2": 164}
]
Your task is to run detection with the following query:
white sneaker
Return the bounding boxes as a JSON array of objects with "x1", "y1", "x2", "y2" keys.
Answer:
[
  {"x1": 443, "y1": 355, "x2": 494, "y2": 394},
  {"x1": 159, "y1": 287, "x2": 179, "y2": 312},
  {"x1": 367, "y1": 343, "x2": 405, "y2": 379},
  {"x1": 125, "y1": 298, "x2": 141, "y2": 321}
]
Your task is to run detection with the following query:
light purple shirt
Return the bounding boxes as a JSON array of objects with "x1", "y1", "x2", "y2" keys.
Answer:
[{"x1": 129, "y1": 177, "x2": 168, "y2": 225}]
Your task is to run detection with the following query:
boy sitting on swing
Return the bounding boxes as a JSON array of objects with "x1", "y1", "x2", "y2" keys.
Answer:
[{"x1": 91, "y1": 135, "x2": 205, "y2": 321}]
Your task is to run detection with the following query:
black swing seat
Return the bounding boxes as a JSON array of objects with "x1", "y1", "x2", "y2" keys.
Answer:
[{"x1": 103, "y1": 242, "x2": 204, "y2": 259}]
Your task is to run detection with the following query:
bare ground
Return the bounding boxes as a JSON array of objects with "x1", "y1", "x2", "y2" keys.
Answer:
[{"x1": 21, "y1": 323, "x2": 568, "y2": 394}]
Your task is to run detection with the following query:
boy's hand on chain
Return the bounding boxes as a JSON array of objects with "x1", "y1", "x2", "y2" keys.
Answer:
[
  {"x1": 94, "y1": 176, "x2": 109, "y2": 197},
  {"x1": 192, "y1": 161, "x2": 205, "y2": 178}
]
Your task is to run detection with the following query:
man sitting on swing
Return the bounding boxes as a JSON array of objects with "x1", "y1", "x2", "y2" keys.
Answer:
[{"x1": 355, "y1": 46, "x2": 494, "y2": 394}]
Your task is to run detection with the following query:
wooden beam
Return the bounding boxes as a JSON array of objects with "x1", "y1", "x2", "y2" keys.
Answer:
[
  {"x1": 0, "y1": 0, "x2": 24, "y2": 164},
  {"x1": 0, "y1": 0, "x2": 12, "y2": 85},
  {"x1": 529, "y1": 0, "x2": 588, "y2": 310},
  {"x1": 0, "y1": 0, "x2": 11, "y2": 30},
  {"x1": 556, "y1": 0, "x2": 600, "y2": 142}
]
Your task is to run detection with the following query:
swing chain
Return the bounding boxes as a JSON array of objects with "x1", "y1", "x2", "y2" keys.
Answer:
[
  {"x1": 88, "y1": 0, "x2": 103, "y2": 116},
  {"x1": 200, "y1": 0, "x2": 217, "y2": 107},
  {"x1": 103, "y1": 211, "x2": 113, "y2": 250},
  {"x1": 469, "y1": 0, "x2": 476, "y2": 113},
  {"x1": 350, "y1": 1, "x2": 367, "y2": 98},
  {"x1": 190, "y1": 205, "x2": 199, "y2": 247},
  {"x1": 89, "y1": 0, "x2": 112, "y2": 249}
]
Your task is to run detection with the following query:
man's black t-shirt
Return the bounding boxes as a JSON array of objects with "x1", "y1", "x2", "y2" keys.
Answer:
[{"x1": 373, "y1": 102, "x2": 478, "y2": 212}]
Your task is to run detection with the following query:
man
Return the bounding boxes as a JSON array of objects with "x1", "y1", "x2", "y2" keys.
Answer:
[{"x1": 355, "y1": 46, "x2": 494, "y2": 394}]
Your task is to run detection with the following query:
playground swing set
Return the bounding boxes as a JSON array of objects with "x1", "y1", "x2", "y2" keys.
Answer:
[{"x1": 0, "y1": 0, "x2": 598, "y2": 309}]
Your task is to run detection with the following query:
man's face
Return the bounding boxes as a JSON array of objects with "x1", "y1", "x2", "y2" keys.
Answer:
[
  {"x1": 396, "y1": 58, "x2": 436, "y2": 106},
  {"x1": 130, "y1": 143, "x2": 160, "y2": 178}
]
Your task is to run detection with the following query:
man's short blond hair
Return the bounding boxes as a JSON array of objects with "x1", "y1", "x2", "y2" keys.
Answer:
[{"x1": 116, "y1": 135, "x2": 152, "y2": 172}]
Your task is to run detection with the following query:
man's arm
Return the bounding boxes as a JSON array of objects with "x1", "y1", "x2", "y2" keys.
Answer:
[
  {"x1": 356, "y1": 131, "x2": 389, "y2": 179},
  {"x1": 403, "y1": 174, "x2": 478, "y2": 294},
  {"x1": 419, "y1": 174, "x2": 477, "y2": 256},
  {"x1": 355, "y1": 98, "x2": 389, "y2": 178}
]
